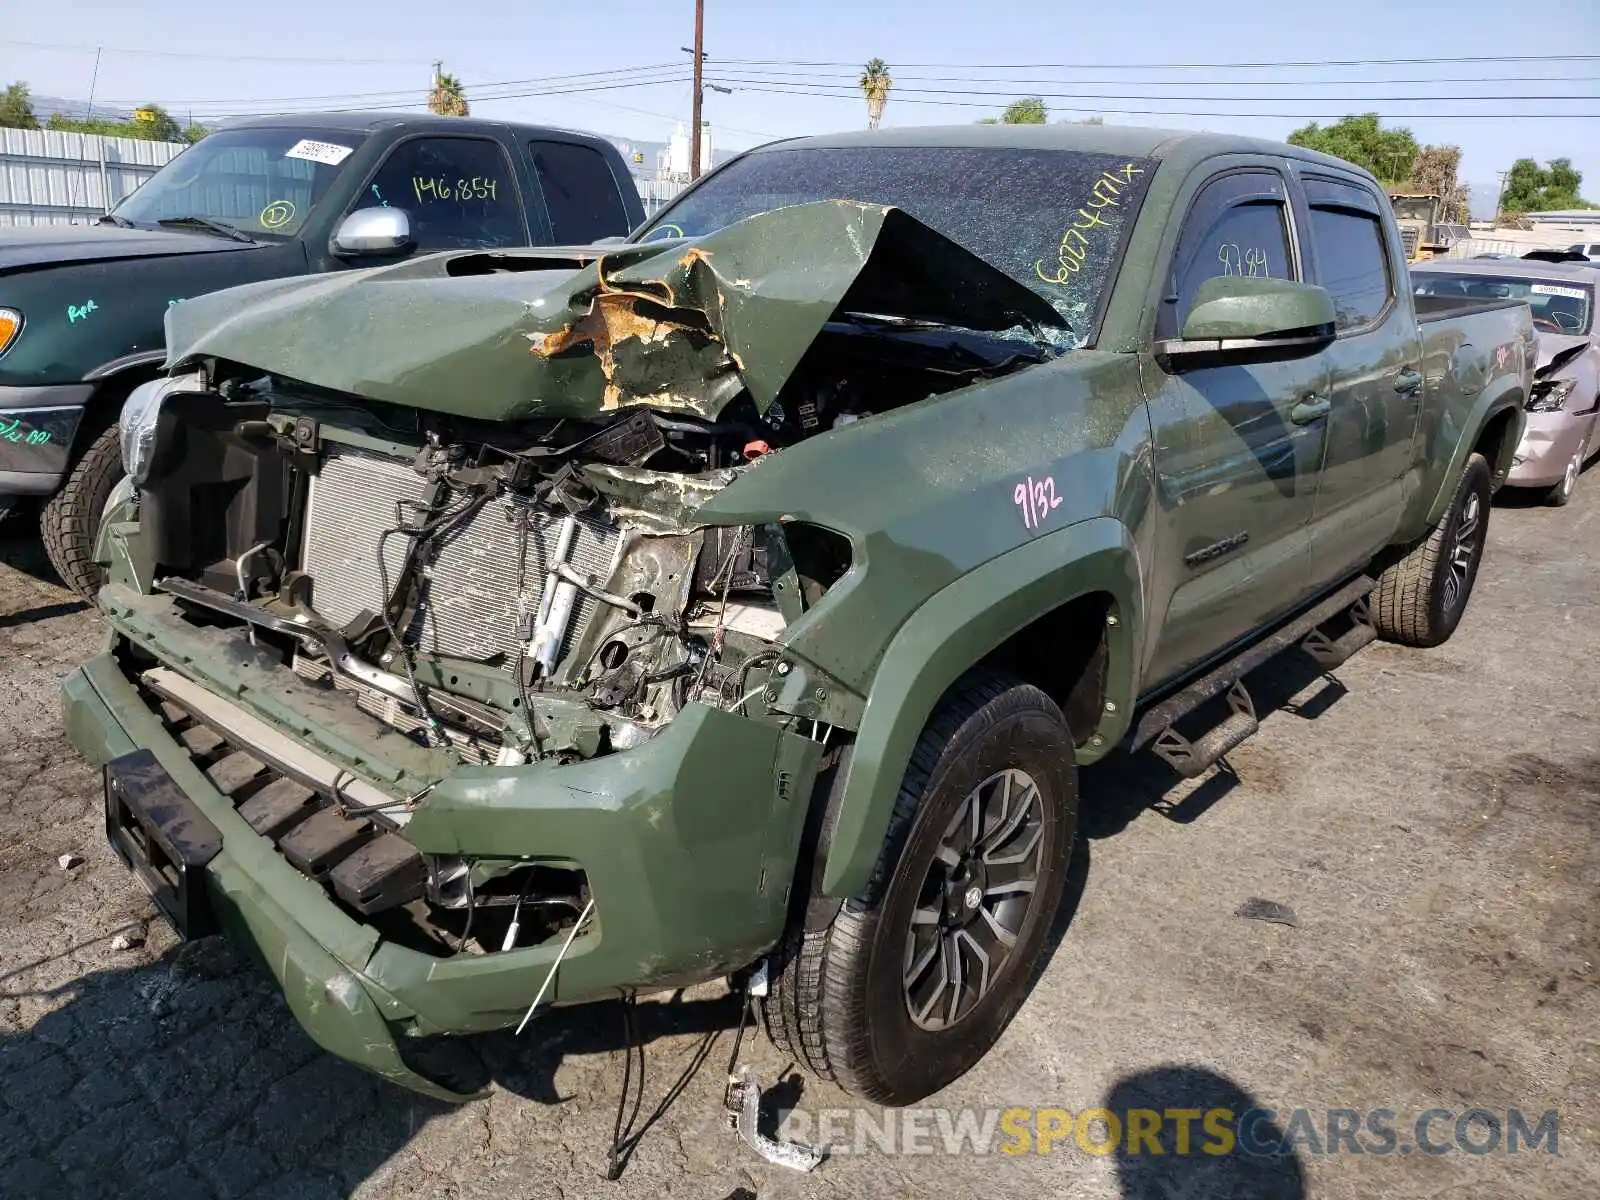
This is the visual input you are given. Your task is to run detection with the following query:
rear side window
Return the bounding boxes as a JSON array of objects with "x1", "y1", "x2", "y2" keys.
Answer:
[
  {"x1": 527, "y1": 140, "x2": 630, "y2": 242},
  {"x1": 1308, "y1": 207, "x2": 1393, "y2": 330}
]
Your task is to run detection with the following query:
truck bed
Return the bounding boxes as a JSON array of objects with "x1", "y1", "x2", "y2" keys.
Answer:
[{"x1": 1414, "y1": 292, "x2": 1529, "y2": 324}]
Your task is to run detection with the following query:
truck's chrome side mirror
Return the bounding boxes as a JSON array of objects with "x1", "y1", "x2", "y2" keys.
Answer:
[
  {"x1": 330, "y1": 207, "x2": 415, "y2": 257},
  {"x1": 1157, "y1": 276, "x2": 1337, "y2": 367}
]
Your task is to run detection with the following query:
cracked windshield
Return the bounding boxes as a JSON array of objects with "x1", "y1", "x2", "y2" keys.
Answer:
[{"x1": 640, "y1": 146, "x2": 1154, "y2": 344}]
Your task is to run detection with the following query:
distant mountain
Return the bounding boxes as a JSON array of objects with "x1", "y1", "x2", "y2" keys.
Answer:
[{"x1": 31, "y1": 94, "x2": 135, "y2": 123}]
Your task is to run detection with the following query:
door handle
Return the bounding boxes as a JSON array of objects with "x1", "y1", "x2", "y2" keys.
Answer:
[
  {"x1": 1290, "y1": 395, "x2": 1331, "y2": 424},
  {"x1": 1394, "y1": 368, "x2": 1423, "y2": 394}
]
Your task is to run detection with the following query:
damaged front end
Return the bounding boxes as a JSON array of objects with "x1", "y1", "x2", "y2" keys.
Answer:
[{"x1": 68, "y1": 202, "x2": 1067, "y2": 1095}]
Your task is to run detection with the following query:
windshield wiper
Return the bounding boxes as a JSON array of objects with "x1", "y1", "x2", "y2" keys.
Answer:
[
  {"x1": 97, "y1": 213, "x2": 138, "y2": 229},
  {"x1": 156, "y1": 216, "x2": 255, "y2": 244}
]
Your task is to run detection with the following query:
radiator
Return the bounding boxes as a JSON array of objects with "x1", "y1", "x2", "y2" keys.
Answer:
[{"x1": 301, "y1": 445, "x2": 620, "y2": 670}]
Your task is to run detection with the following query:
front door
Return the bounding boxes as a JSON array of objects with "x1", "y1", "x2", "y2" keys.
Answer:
[
  {"x1": 1143, "y1": 167, "x2": 1330, "y2": 687},
  {"x1": 1298, "y1": 174, "x2": 1422, "y2": 582}
]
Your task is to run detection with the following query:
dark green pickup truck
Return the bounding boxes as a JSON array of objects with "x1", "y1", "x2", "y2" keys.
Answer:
[
  {"x1": 0, "y1": 112, "x2": 642, "y2": 593},
  {"x1": 64, "y1": 124, "x2": 1532, "y2": 1107}
]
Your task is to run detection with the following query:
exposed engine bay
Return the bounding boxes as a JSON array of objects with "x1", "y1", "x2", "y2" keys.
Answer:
[{"x1": 113, "y1": 202, "x2": 1070, "y2": 957}]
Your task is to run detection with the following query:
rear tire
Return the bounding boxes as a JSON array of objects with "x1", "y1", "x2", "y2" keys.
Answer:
[
  {"x1": 41, "y1": 422, "x2": 122, "y2": 598},
  {"x1": 761, "y1": 672, "x2": 1077, "y2": 1105},
  {"x1": 1371, "y1": 452, "x2": 1491, "y2": 648}
]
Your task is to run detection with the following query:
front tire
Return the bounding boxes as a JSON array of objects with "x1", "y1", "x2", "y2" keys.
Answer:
[
  {"x1": 1371, "y1": 452, "x2": 1491, "y2": 648},
  {"x1": 763, "y1": 673, "x2": 1078, "y2": 1105},
  {"x1": 40, "y1": 422, "x2": 122, "y2": 598},
  {"x1": 1546, "y1": 450, "x2": 1582, "y2": 507}
]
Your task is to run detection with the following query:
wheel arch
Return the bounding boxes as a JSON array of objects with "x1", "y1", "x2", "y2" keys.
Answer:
[
  {"x1": 818, "y1": 516, "x2": 1143, "y2": 898},
  {"x1": 1422, "y1": 386, "x2": 1525, "y2": 529},
  {"x1": 72, "y1": 350, "x2": 168, "y2": 457}
]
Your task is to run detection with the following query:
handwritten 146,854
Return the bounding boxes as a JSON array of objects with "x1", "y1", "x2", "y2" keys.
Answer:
[
  {"x1": 413, "y1": 176, "x2": 499, "y2": 203},
  {"x1": 1035, "y1": 163, "x2": 1145, "y2": 286},
  {"x1": 1013, "y1": 474, "x2": 1063, "y2": 530}
]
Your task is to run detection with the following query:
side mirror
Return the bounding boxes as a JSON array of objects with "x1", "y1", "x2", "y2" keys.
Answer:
[
  {"x1": 330, "y1": 207, "x2": 415, "y2": 258},
  {"x1": 1158, "y1": 276, "x2": 1337, "y2": 366}
]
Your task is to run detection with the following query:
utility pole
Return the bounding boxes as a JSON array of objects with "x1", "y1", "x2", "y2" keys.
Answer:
[
  {"x1": 1494, "y1": 168, "x2": 1511, "y2": 219},
  {"x1": 690, "y1": 0, "x2": 705, "y2": 179}
]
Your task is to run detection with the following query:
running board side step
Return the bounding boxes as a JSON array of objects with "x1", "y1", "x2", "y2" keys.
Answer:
[
  {"x1": 1301, "y1": 596, "x2": 1376, "y2": 668},
  {"x1": 1131, "y1": 574, "x2": 1376, "y2": 775},
  {"x1": 1150, "y1": 679, "x2": 1257, "y2": 778}
]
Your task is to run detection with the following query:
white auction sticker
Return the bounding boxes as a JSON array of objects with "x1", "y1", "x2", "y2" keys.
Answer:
[
  {"x1": 284, "y1": 138, "x2": 354, "y2": 166},
  {"x1": 1530, "y1": 283, "x2": 1589, "y2": 300}
]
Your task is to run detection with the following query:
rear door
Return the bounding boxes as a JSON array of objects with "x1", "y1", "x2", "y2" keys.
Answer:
[
  {"x1": 523, "y1": 138, "x2": 636, "y2": 244},
  {"x1": 1297, "y1": 173, "x2": 1422, "y2": 581},
  {"x1": 1143, "y1": 165, "x2": 1331, "y2": 686}
]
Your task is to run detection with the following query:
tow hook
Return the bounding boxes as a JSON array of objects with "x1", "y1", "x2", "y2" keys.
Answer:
[
  {"x1": 722, "y1": 959, "x2": 823, "y2": 1172},
  {"x1": 724, "y1": 1066, "x2": 824, "y2": 1172}
]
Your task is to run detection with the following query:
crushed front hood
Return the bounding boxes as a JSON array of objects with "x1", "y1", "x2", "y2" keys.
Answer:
[
  {"x1": 1532, "y1": 331, "x2": 1591, "y2": 375},
  {"x1": 166, "y1": 201, "x2": 1069, "y2": 421}
]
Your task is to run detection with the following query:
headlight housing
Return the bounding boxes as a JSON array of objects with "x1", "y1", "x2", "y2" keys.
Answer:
[
  {"x1": 120, "y1": 373, "x2": 202, "y2": 484},
  {"x1": 1528, "y1": 377, "x2": 1578, "y2": 413},
  {"x1": 0, "y1": 308, "x2": 22, "y2": 358}
]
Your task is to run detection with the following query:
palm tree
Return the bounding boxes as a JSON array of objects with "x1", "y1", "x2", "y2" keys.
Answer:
[
  {"x1": 860, "y1": 58, "x2": 892, "y2": 131},
  {"x1": 429, "y1": 71, "x2": 470, "y2": 118}
]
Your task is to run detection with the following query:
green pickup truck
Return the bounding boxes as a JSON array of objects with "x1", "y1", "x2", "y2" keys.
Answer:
[
  {"x1": 0, "y1": 113, "x2": 643, "y2": 594},
  {"x1": 63, "y1": 124, "x2": 1533, "y2": 1108}
]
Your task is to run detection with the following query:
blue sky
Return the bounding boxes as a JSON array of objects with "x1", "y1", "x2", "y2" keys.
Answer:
[{"x1": 6, "y1": 0, "x2": 1598, "y2": 206}]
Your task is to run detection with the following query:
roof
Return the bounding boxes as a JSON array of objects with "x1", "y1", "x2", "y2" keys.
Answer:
[
  {"x1": 214, "y1": 111, "x2": 613, "y2": 143},
  {"x1": 1411, "y1": 257, "x2": 1600, "y2": 283},
  {"x1": 738, "y1": 122, "x2": 1376, "y2": 180}
]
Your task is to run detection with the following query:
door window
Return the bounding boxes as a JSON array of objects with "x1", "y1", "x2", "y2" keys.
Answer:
[
  {"x1": 526, "y1": 140, "x2": 631, "y2": 242},
  {"x1": 1162, "y1": 172, "x2": 1295, "y2": 337},
  {"x1": 1307, "y1": 207, "x2": 1393, "y2": 330},
  {"x1": 354, "y1": 137, "x2": 525, "y2": 250}
]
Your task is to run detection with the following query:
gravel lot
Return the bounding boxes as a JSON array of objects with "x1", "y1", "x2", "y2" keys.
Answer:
[{"x1": 0, "y1": 485, "x2": 1594, "y2": 1200}]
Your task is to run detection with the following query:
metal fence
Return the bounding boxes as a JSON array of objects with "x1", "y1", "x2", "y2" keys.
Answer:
[
  {"x1": 0, "y1": 127, "x2": 186, "y2": 226},
  {"x1": 1, "y1": 126, "x2": 688, "y2": 227}
]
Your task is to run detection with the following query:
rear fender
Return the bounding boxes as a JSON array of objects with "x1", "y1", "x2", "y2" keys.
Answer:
[
  {"x1": 820, "y1": 516, "x2": 1142, "y2": 897},
  {"x1": 1420, "y1": 384, "x2": 1525, "y2": 530}
]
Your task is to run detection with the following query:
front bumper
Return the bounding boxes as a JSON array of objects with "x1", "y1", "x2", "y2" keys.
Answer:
[
  {"x1": 63, "y1": 639, "x2": 820, "y2": 1099},
  {"x1": 1508, "y1": 409, "x2": 1597, "y2": 487},
  {"x1": 0, "y1": 382, "x2": 92, "y2": 495}
]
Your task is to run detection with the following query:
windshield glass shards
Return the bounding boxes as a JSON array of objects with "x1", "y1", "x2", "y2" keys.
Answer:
[{"x1": 639, "y1": 146, "x2": 1156, "y2": 347}]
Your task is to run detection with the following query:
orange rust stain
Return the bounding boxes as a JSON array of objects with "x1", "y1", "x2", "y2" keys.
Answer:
[
  {"x1": 678, "y1": 247, "x2": 714, "y2": 270},
  {"x1": 528, "y1": 291, "x2": 699, "y2": 409}
]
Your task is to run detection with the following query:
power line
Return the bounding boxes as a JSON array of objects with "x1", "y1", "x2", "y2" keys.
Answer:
[
  {"x1": 715, "y1": 68, "x2": 1600, "y2": 87},
  {"x1": 3, "y1": 37, "x2": 425, "y2": 66},
  {"x1": 704, "y1": 75, "x2": 1600, "y2": 102},
  {"x1": 705, "y1": 81, "x2": 1600, "y2": 119},
  {"x1": 92, "y1": 62, "x2": 688, "y2": 111},
  {"x1": 714, "y1": 53, "x2": 1600, "y2": 70},
  {"x1": 182, "y1": 76, "x2": 698, "y2": 121}
]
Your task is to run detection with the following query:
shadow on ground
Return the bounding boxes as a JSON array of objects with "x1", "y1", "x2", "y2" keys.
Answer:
[
  {"x1": 1106, "y1": 1065, "x2": 1307, "y2": 1200},
  {"x1": 0, "y1": 934, "x2": 747, "y2": 1199}
]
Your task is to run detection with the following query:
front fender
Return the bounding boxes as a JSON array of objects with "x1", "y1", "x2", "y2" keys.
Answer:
[{"x1": 820, "y1": 516, "x2": 1142, "y2": 897}]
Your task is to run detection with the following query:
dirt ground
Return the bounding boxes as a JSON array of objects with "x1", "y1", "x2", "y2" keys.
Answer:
[{"x1": 0, "y1": 484, "x2": 1595, "y2": 1200}]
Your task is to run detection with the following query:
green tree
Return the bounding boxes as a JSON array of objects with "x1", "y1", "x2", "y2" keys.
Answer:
[
  {"x1": 1287, "y1": 113, "x2": 1419, "y2": 184},
  {"x1": 428, "y1": 72, "x2": 469, "y2": 117},
  {"x1": 0, "y1": 81, "x2": 39, "y2": 130},
  {"x1": 182, "y1": 122, "x2": 209, "y2": 145},
  {"x1": 860, "y1": 58, "x2": 892, "y2": 130},
  {"x1": 132, "y1": 104, "x2": 183, "y2": 143},
  {"x1": 980, "y1": 96, "x2": 1048, "y2": 124},
  {"x1": 1407, "y1": 145, "x2": 1470, "y2": 224},
  {"x1": 1499, "y1": 157, "x2": 1594, "y2": 213}
]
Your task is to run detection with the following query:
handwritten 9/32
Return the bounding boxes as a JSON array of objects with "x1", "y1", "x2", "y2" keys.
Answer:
[
  {"x1": 1013, "y1": 474, "x2": 1063, "y2": 530},
  {"x1": 1035, "y1": 162, "x2": 1145, "y2": 286}
]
